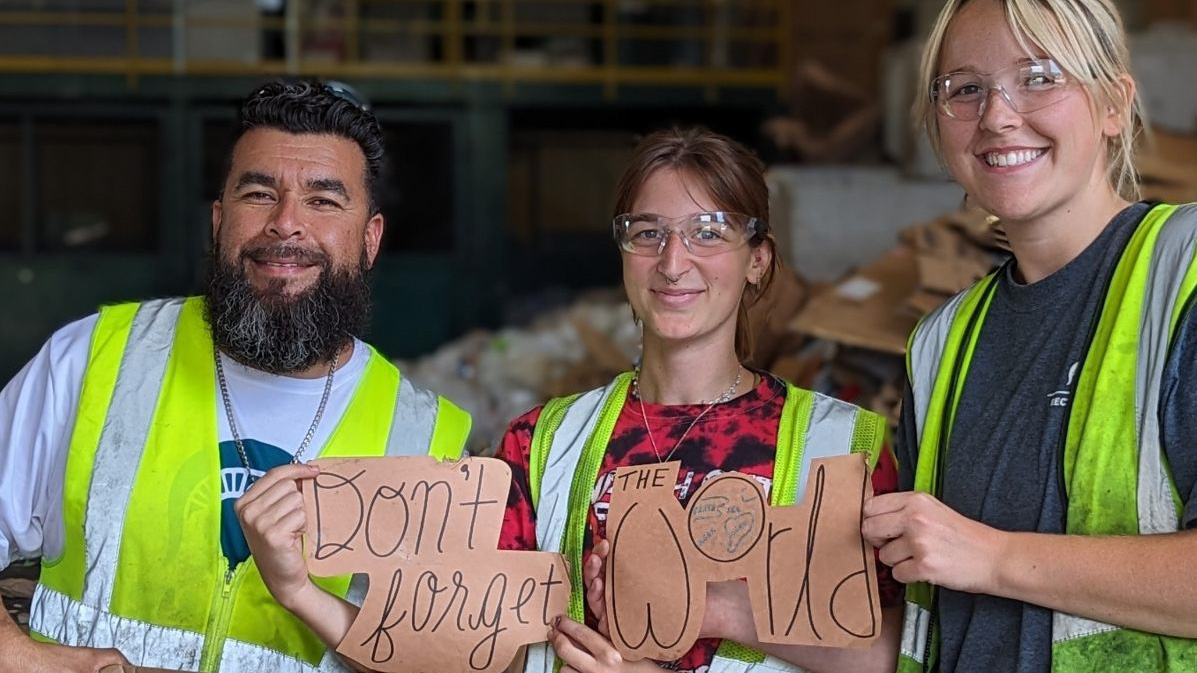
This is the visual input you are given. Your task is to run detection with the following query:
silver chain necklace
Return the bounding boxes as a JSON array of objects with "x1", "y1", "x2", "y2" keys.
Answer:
[
  {"x1": 631, "y1": 366, "x2": 743, "y2": 463},
  {"x1": 214, "y1": 351, "x2": 337, "y2": 476}
]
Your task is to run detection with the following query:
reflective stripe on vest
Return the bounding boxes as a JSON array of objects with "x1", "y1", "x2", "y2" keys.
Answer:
[
  {"x1": 899, "y1": 601, "x2": 932, "y2": 665},
  {"x1": 31, "y1": 583, "x2": 347, "y2": 672},
  {"x1": 522, "y1": 373, "x2": 884, "y2": 673},
  {"x1": 899, "y1": 204, "x2": 1197, "y2": 672},
  {"x1": 31, "y1": 297, "x2": 469, "y2": 672}
]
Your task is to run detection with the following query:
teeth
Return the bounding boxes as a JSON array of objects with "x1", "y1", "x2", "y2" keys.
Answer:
[{"x1": 985, "y1": 149, "x2": 1044, "y2": 167}]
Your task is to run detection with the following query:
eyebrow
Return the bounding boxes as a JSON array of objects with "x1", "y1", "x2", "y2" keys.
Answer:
[
  {"x1": 234, "y1": 171, "x2": 276, "y2": 191},
  {"x1": 232, "y1": 172, "x2": 351, "y2": 200},
  {"x1": 943, "y1": 56, "x2": 1045, "y2": 74},
  {"x1": 307, "y1": 178, "x2": 350, "y2": 200}
]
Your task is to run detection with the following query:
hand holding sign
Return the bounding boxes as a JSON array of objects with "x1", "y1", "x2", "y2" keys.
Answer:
[
  {"x1": 604, "y1": 453, "x2": 879, "y2": 661},
  {"x1": 302, "y1": 456, "x2": 571, "y2": 673}
]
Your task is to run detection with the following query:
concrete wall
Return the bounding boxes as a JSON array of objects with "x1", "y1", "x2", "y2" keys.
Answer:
[{"x1": 768, "y1": 166, "x2": 963, "y2": 282}]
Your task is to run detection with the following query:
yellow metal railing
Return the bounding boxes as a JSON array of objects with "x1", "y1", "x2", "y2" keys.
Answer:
[{"x1": 0, "y1": 0, "x2": 788, "y2": 95}]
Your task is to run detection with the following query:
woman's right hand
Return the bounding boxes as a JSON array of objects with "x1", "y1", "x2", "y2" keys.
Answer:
[
  {"x1": 550, "y1": 615, "x2": 665, "y2": 673},
  {"x1": 583, "y1": 538, "x2": 611, "y2": 637},
  {"x1": 233, "y1": 462, "x2": 321, "y2": 608}
]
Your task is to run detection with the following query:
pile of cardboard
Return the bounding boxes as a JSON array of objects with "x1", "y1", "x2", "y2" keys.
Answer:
[
  {"x1": 788, "y1": 209, "x2": 1008, "y2": 425},
  {"x1": 903, "y1": 208, "x2": 1009, "y2": 315}
]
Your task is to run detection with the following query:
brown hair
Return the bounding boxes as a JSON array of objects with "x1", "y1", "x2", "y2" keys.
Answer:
[{"x1": 613, "y1": 127, "x2": 782, "y2": 363}]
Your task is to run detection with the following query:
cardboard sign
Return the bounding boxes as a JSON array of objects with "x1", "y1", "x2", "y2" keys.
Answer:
[
  {"x1": 604, "y1": 454, "x2": 879, "y2": 661},
  {"x1": 303, "y1": 456, "x2": 570, "y2": 673}
]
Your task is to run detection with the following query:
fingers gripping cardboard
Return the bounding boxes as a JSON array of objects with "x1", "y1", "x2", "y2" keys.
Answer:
[
  {"x1": 303, "y1": 456, "x2": 571, "y2": 673},
  {"x1": 604, "y1": 454, "x2": 880, "y2": 661}
]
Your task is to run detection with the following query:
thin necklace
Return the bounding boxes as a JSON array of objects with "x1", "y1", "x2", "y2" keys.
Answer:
[
  {"x1": 631, "y1": 366, "x2": 743, "y2": 463},
  {"x1": 214, "y1": 351, "x2": 337, "y2": 477}
]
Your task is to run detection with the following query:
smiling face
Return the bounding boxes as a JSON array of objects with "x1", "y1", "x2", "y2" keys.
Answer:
[
  {"x1": 212, "y1": 127, "x2": 383, "y2": 296},
  {"x1": 934, "y1": 0, "x2": 1124, "y2": 224},
  {"x1": 621, "y1": 168, "x2": 770, "y2": 352},
  {"x1": 206, "y1": 127, "x2": 384, "y2": 374}
]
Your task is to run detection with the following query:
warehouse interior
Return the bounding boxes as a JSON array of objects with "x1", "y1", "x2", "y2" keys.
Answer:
[{"x1": 3, "y1": 0, "x2": 1197, "y2": 635}]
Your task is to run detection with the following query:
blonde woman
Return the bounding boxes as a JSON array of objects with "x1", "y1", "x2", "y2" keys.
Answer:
[{"x1": 862, "y1": 1, "x2": 1197, "y2": 672}]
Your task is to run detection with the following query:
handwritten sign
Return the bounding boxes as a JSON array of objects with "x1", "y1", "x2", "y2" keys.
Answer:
[
  {"x1": 604, "y1": 454, "x2": 879, "y2": 661},
  {"x1": 303, "y1": 456, "x2": 570, "y2": 673}
]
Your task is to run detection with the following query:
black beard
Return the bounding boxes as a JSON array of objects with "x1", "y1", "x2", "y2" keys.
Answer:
[{"x1": 205, "y1": 242, "x2": 372, "y2": 375}]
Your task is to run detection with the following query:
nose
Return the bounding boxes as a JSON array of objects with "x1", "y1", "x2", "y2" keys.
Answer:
[
  {"x1": 656, "y1": 229, "x2": 692, "y2": 280},
  {"x1": 266, "y1": 194, "x2": 306, "y2": 240},
  {"x1": 977, "y1": 86, "x2": 1022, "y2": 134}
]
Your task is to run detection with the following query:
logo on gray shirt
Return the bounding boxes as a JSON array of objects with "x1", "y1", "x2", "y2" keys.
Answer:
[{"x1": 1047, "y1": 362, "x2": 1079, "y2": 408}]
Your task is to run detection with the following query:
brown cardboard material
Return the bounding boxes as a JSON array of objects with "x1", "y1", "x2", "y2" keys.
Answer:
[
  {"x1": 303, "y1": 456, "x2": 570, "y2": 673},
  {"x1": 791, "y1": 246, "x2": 919, "y2": 355},
  {"x1": 1139, "y1": 128, "x2": 1197, "y2": 203},
  {"x1": 746, "y1": 267, "x2": 809, "y2": 369},
  {"x1": 603, "y1": 454, "x2": 880, "y2": 661},
  {"x1": 944, "y1": 210, "x2": 1009, "y2": 253},
  {"x1": 909, "y1": 219, "x2": 993, "y2": 294}
]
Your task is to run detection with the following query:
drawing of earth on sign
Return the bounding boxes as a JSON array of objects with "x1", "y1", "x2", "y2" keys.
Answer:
[{"x1": 688, "y1": 475, "x2": 766, "y2": 563}]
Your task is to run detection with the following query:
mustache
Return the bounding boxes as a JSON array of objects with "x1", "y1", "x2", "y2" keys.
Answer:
[{"x1": 241, "y1": 243, "x2": 330, "y2": 267}]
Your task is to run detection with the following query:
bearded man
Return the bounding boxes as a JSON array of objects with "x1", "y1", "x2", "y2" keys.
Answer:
[{"x1": 0, "y1": 81, "x2": 470, "y2": 673}]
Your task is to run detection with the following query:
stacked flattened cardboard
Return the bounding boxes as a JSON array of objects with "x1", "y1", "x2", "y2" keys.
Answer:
[{"x1": 788, "y1": 209, "x2": 1009, "y2": 426}]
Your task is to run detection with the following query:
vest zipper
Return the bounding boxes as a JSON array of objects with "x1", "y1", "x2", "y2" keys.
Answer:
[
  {"x1": 924, "y1": 609, "x2": 937, "y2": 672},
  {"x1": 199, "y1": 563, "x2": 246, "y2": 671}
]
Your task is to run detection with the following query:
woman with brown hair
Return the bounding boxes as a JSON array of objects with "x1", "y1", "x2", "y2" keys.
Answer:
[{"x1": 496, "y1": 126, "x2": 903, "y2": 673}]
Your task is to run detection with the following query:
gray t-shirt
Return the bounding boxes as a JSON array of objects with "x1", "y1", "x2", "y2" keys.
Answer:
[{"x1": 896, "y1": 202, "x2": 1197, "y2": 673}]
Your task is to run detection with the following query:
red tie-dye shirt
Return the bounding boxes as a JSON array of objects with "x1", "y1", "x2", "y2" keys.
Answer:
[{"x1": 494, "y1": 373, "x2": 902, "y2": 673}]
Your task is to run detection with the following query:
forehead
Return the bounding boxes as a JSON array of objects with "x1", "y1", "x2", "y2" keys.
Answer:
[
  {"x1": 940, "y1": 0, "x2": 1042, "y2": 71},
  {"x1": 228, "y1": 128, "x2": 367, "y2": 188},
  {"x1": 632, "y1": 168, "x2": 719, "y2": 213}
]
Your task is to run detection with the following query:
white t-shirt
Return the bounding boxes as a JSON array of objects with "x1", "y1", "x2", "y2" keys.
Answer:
[{"x1": 0, "y1": 313, "x2": 371, "y2": 568}]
